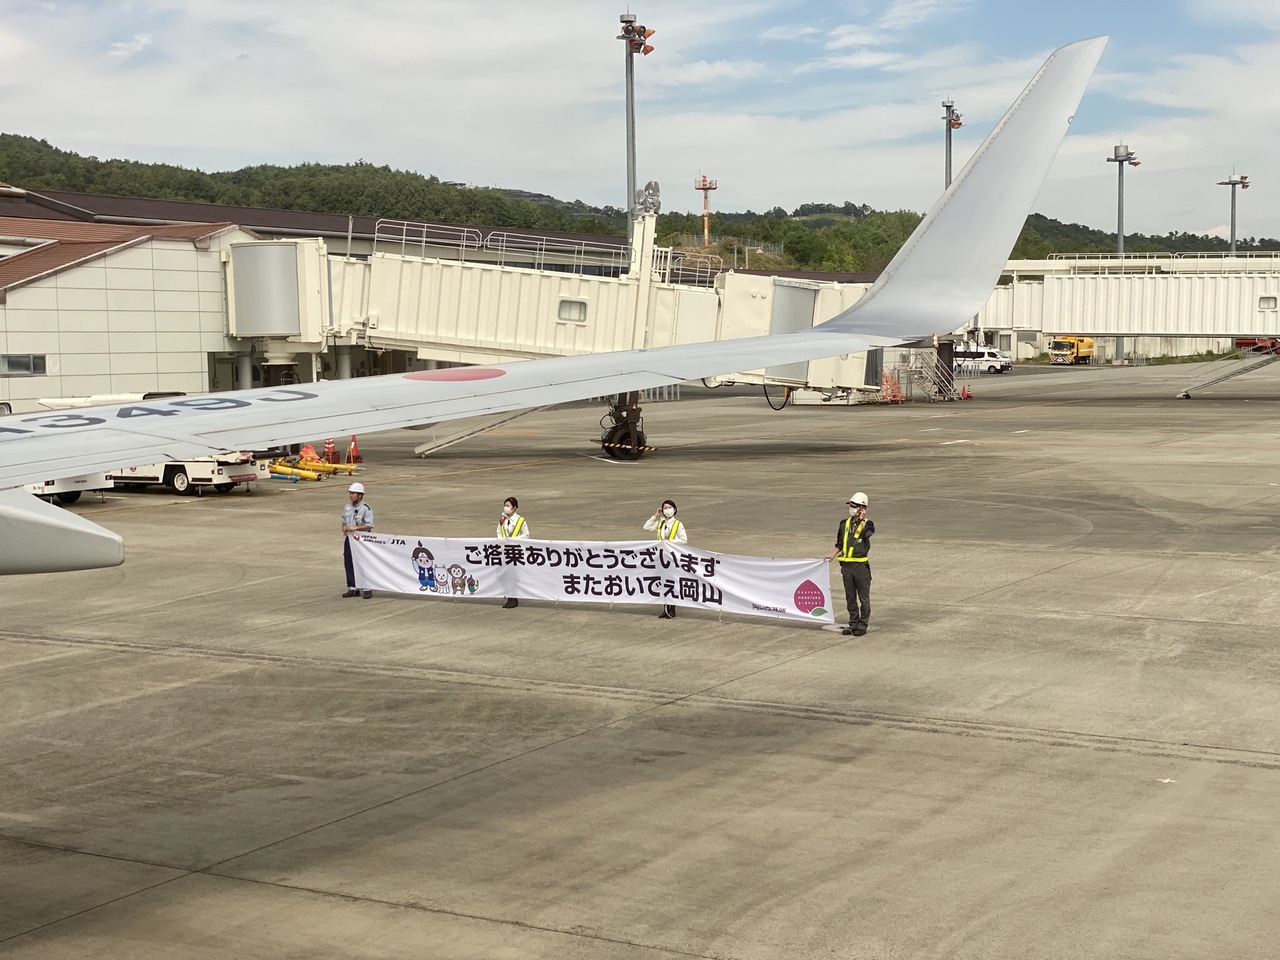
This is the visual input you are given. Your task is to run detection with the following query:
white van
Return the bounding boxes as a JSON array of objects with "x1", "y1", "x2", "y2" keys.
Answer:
[{"x1": 954, "y1": 346, "x2": 1012, "y2": 374}]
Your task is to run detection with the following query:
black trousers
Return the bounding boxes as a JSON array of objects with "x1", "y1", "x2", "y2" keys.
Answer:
[
  {"x1": 343, "y1": 537, "x2": 356, "y2": 588},
  {"x1": 841, "y1": 562, "x2": 871, "y2": 629}
]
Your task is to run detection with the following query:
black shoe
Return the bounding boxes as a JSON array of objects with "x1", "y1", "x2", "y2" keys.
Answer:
[
  {"x1": 362, "y1": 590, "x2": 373, "y2": 599},
  {"x1": 852, "y1": 627, "x2": 867, "y2": 636},
  {"x1": 841, "y1": 626, "x2": 854, "y2": 635},
  {"x1": 502, "y1": 598, "x2": 519, "y2": 609},
  {"x1": 342, "y1": 589, "x2": 360, "y2": 598},
  {"x1": 658, "y1": 610, "x2": 674, "y2": 619}
]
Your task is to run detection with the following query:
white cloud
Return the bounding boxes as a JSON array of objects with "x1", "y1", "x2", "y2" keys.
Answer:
[
  {"x1": 108, "y1": 32, "x2": 152, "y2": 59},
  {"x1": 646, "y1": 58, "x2": 767, "y2": 86},
  {"x1": 762, "y1": 24, "x2": 822, "y2": 41},
  {"x1": 801, "y1": 49, "x2": 903, "y2": 71},
  {"x1": 825, "y1": 26, "x2": 882, "y2": 49},
  {"x1": 876, "y1": 0, "x2": 969, "y2": 31},
  {"x1": 1185, "y1": 0, "x2": 1280, "y2": 28}
]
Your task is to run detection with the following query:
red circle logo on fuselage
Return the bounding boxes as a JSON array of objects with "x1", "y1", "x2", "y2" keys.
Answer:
[{"x1": 402, "y1": 368, "x2": 507, "y2": 382}]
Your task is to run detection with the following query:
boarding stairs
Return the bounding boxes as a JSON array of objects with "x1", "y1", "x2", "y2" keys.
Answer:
[
  {"x1": 1175, "y1": 349, "x2": 1280, "y2": 399},
  {"x1": 412, "y1": 406, "x2": 551, "y2": 457},
  {"x1": 905, "y1": 355, "x2": 960, "y2": 402}
]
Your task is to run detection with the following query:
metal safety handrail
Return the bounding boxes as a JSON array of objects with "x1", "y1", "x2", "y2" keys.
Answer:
[
  {"x1": 482, "y1": 232, "x2": 631, "y2": 273},
  {"x1": 374, "y1": 219, "x2": 483, "y2": 260}
]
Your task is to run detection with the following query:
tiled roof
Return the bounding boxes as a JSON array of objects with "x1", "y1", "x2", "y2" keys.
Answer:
[
  {"x1": 28, "y1": 188, "x2": 628, "y2": 248},
  {"x1": 0, "y1": 217, "x2": 236, "y2": 290},
  {"x1": 0, "y1": 195, "x2": 78, "y2": 220}
]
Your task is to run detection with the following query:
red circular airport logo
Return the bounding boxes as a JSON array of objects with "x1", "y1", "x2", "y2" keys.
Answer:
[{"x1": 402, "y1": 368, "x2": 506, "y2": 382}]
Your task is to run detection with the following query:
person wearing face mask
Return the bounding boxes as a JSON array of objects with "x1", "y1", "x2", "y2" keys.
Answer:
[
  {"x1": 497, "y1": 496, "x2": 529, "y2": 609},
  {"x1": 643, "y1": 499, "x2": 686, "y2": 619},
  {"x1": 824, "y1": 492, "x2": 874, "y2": 636}
]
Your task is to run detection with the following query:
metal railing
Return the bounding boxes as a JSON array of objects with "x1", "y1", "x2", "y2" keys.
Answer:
[
  {"x1": 374, "y1": 219, "x2": 482, "y2": 260},
  {"x1": 901, "y1": 352, "x2": 959, "y2": 401},
  {"x1": 1174, "y1": 251, "x2": 1280, "y2": 260},
  {"x1": 1047, "y1": 251, "x2": 1171, "y2": 260},
  {"x1": 653, "y1": 248, "x2": 723, "y2": 287},
  {"x1": 373, "y1": 219, "x2": 631, "y2": 275},
  {"x1": 674, "y1": 234, "x2": 784, "y2": 255},
  {"x1": 482, "y1": 231, "x2": 631, "y2": 274}
]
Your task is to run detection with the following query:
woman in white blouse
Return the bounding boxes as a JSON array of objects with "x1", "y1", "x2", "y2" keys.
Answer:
[
  {"x1": 498, "y1": 496, "x2": 529, "y2": 609},
  {"x1": 643, "y1": 499, "x2": 686, "y2": 619}
]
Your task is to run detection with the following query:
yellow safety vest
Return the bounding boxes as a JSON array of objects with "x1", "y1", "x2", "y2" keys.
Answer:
[
  {"x1": 659, "y1": 519, "x2": 681, "y2": 541},
  {"x1": 839, "y1": 519, "x2": 869, "y2": 562},
  {"x1": 500, "y1": 516, "x2": 525, "y2": 538}
]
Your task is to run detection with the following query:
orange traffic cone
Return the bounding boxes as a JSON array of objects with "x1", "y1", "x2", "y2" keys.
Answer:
[
  {"x1": 346, "y1": 435, "x2": 363, "y2": 464},
  {"x1": 323, "y1": 438, "x2": 337, "y2": 464}
]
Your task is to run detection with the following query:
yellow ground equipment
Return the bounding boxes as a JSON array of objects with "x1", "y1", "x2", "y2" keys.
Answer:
[
  {"x1": 269, "y1": 459, "x2": 324, "y2": 481},
  {"x1": 296, "y1": 457, "x2": 359, "y2": 475}
]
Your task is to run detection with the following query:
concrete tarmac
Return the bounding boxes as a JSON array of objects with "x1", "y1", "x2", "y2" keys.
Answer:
[{"x1": 3, "y1": 360, "x2": 1280, "y2": 958}]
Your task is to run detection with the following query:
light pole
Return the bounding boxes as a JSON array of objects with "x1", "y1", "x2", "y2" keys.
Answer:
[
  {"x1": 1216, "y1": 174, "x2": 1251, "y2": 255},
  {"x1": 1106, "y1": 144, "x2": 1140, "y2": 255},
  {"x1": 1106, "y1": 144, "x2": 1139, "y2": 363},
  {"x1": 942, "y1": 100, "x2": 962, "y2": 189},
  {"x1": 618, "y1": 14, "x2": 655, "y2": 250}
]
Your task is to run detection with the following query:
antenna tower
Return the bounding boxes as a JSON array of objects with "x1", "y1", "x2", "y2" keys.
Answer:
[{"x1": 693, "y1": 174, "x2": 718, "y2": 247}]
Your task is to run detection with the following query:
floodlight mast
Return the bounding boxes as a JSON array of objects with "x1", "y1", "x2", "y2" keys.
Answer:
[
  {"x1": 1216, "y1": 174, "x2": 1251, "y2": 255},
  {"x1": 618, "y1": 13, "x2": 655, "y2": 252},
  {"x1": 942, "y1": 100, "x2": 962, "y2": 188},
  {"x1": 1106, "y1": 144, "x2": 1140, "y2": 255}
]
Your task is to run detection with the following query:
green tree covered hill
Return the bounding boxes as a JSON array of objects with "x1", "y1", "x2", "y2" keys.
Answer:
[{"x1": 3, "y1": 133, "x2": 1275, "y2": 274}]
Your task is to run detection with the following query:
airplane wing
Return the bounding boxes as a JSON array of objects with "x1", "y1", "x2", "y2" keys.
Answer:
[{"x1": 0, "y1": 37, "x2": 1106, "y2": 574}]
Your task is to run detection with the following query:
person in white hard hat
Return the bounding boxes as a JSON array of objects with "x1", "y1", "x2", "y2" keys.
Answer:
[
  {"x1": 340, "y1": 482, "x2": 374, "y2": 598},
  {"x1": 824, "y1": 491, "x2": 874, "y2": 635}
]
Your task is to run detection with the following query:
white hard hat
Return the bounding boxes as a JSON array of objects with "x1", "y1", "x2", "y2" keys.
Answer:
[
  {"x1": 847, "y1": 492, "x2": 869, "y2": 507},
  {"x1": 348, "y1": 482, "x2": 365, "y2": 494}
]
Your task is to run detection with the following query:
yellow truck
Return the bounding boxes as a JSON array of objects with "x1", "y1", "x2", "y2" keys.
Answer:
[{"x1": 1048, "y1": 336, "x2": 1095, "y2": 365}]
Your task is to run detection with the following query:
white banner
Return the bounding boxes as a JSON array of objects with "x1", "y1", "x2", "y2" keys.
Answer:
[{"x1": 349, "y1": 535, "x2": 834, "y2": 624}]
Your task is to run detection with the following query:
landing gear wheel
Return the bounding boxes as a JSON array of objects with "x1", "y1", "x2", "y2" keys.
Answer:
[
  {"x1": 54, "y1": 491, "x2": 82, "y2": 504},
  {"x1": 602, "y1": 423, "x2": 646, "y2": 461},
  {"x1": 213, "y1": 482, "x2": 235, "y2": 494},
  {"x1": 169, "y1": 469, "x2": 191, "y2": 495}
]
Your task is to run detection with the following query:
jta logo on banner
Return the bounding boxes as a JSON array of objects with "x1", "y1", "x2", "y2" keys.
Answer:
[{"x1": 349, "y1": 535, "x2": 833, "y2": 624}]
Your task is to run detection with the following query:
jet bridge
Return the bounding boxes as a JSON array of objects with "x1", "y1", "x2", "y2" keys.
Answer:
[
  {"x1": 975, "y1": 252, "x2": 1280, "y2": 360},
  {"x1": 224, "y1": 215, "x2": 881, "y2": 455}
]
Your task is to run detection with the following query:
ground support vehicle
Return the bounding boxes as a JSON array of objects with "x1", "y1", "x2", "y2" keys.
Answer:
[
  {"x1": 953, "y1": 346, "x2": 1013, "y2": 374},
  {"x1": 1048, "y1": 336, "x2": 1095, "y2": 365},
  {"x1": 110, "y1": 454, "x2": 269, "y2": 495},
  {"x1": 23, "y1": 472, "x2": 114, "y2": 504}
]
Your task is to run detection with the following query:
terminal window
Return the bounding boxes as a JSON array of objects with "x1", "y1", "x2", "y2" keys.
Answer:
[
  {"x1": 557, "y1": 299, "x2": 588, "y2": 324},
  {"x1": 0, "y1": 354, "x2": 46, "y2": 377},
  {"x1": 1261, "y1": 296, "x2": 1278, "y2": 311}
]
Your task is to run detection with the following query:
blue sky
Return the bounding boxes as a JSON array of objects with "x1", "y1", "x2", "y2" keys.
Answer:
[{"x1": 2, "y1": 0, "x2": 1276, "y2": 239}]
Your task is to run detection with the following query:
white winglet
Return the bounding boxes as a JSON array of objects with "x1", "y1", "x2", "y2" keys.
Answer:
[{"x1": 819, "y1": 36, "x2": 1108, "y2": 339}]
